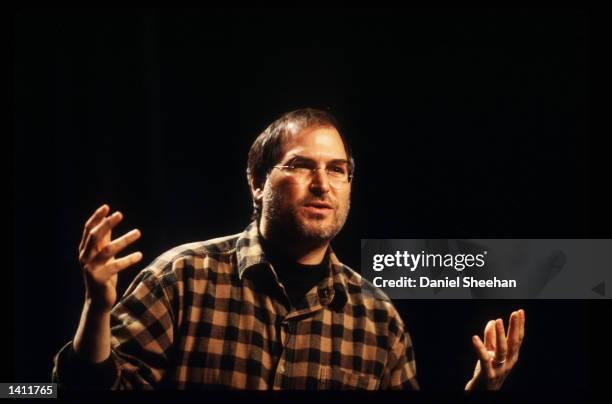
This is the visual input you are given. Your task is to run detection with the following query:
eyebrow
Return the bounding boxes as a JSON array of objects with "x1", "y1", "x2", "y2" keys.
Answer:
[{"x1": 286, "y1": 154, "x2": 349, "y2": 165}]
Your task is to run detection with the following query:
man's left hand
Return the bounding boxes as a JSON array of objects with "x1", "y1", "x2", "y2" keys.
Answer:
[{"x1": 465, "y1": 309, "x2": 525, "y2": 390}]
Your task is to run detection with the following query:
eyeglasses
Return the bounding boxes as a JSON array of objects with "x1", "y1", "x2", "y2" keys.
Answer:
[{"x1": 273, "y1": 159, "x2": 353, "y2": 189}]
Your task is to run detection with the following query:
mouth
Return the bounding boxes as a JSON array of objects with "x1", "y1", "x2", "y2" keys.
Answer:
[{"x1": 302, "y1": 202, "x2": 333, "y2": 215}]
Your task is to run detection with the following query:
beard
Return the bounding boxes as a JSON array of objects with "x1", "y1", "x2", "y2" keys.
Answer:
[{"x1": 261, "y1": 186, "x2": 350, "y2": 245}]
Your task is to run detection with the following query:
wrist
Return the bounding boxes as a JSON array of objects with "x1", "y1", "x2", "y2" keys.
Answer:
[{"x1": 83, "y1": 296, "x2": 113, "y2": 317}]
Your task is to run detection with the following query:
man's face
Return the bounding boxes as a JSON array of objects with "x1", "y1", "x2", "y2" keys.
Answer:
[{"x1": 259, "y1": 125, "x2": 351, "y2": 244}]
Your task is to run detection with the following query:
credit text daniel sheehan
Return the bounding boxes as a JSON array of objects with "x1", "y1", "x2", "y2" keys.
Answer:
[{"x1": 373, "y1": 276, "x2": 517, "y2": 288}]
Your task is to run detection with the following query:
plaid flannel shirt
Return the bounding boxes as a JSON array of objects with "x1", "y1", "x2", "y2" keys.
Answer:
[{"x1": 52, "y1": 221, "x2": 419, "y2": 390}]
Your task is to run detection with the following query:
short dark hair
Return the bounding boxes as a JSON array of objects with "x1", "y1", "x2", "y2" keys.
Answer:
[{"x1": 246, "y1": 108, "x2": 355, "y2": 222}]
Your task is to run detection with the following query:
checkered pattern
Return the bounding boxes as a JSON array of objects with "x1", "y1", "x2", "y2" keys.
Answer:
[{"x1": 53, "y1": 221, "x2": 419, "y2": 390}]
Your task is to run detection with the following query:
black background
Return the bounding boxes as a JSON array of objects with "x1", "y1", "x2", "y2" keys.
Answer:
[{"x1": 11, "y1": 7, "x2": 605, "y2": 395}]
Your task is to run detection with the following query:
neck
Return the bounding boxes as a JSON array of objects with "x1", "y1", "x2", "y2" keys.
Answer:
[{"x1": 259, "y1": 219, "x2": 329, "y2": 265}]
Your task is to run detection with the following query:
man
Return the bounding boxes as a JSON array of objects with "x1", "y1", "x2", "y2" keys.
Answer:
[{"x1": 52, "y1": 108, "x2": 525, "y2": 390}]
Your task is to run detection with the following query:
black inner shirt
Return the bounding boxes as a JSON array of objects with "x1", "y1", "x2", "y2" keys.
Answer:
[{"x1": 261, "y1": 239, "x2": 330, "y2": 308}]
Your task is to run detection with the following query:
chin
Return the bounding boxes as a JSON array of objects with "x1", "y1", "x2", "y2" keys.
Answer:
[{"x1": 295, "y1": 219, "x2": 338, "y2": 242}]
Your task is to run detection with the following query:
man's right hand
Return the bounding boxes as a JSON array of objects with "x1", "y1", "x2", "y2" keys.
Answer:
[{"x1": 78, "y1": 204, "x2": 143, "y2": 313}]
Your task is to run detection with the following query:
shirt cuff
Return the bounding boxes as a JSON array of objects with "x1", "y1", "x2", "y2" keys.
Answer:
[{"x1": 53, "y1": 341, "x2": 118, "y2": 389}]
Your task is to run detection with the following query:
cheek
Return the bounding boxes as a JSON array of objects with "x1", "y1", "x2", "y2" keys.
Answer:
[
  {"x1": 336, "y1": 188, "x2": 351, "y2": 207},
  {"x1": 271, "y1": 178, "x2": 307, "y2": 206}
]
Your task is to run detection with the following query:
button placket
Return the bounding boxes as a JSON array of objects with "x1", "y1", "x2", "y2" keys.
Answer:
[
  {"x1": 273, "y1": 319, "x2": 294, "y2": 388},
  {"x1": 319, "y1": 288, "x2": 331, "y2": 305},
  {"x1": 280, "y1": 320, "x2": 289, "y2": 346}
]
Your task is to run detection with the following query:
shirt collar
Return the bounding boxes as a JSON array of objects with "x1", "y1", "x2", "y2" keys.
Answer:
[{"x1": 235, "y1": 221, "x2": 351, "y2": 308}]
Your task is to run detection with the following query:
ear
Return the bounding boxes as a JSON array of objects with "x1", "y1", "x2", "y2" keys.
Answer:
[{"x1": 249, "y1": 176, "x2": 264, "y2": 206}]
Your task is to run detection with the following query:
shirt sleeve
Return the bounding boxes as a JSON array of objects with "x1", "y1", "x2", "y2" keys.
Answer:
[
  {"x1": 52, "y1": 269, "x2": 177, "y2": 390},
  {"x1": 379, "y1": 315, "x2": 420, "y2": 390}
]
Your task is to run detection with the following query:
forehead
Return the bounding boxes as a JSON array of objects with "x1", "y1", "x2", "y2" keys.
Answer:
[{"x1": 279, "y1": 125, "x2": 347, "y2": 161}]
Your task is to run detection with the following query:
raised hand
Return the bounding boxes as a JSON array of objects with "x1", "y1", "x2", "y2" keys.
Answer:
[
  {"x1": 78, "y1": 204, "x2": 143, "y2": 313},
  {"x1": 465, "y1": 309, "x2": 525, "y2": 390}
]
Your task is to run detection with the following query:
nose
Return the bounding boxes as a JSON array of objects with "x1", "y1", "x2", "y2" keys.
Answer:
[{"x1": 309, "y1": 168, "x2": 331, "y2": 194}]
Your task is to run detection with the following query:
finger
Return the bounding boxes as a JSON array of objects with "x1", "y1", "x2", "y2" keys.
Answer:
[
  {"x1": 494, "y1": 318, "x2": 508, "y2": 362},
  {"x1": 506, "y1": 311, "x2": 522, "y2": 359},
  {"x1": 472, "y1": 335, "x2": 495, "y2": 379},
  {"x1": 472, "y1": 335, "x2": 490, "y2": 361},
  {"x1": 519, "y1": 309, "x2": 525, "y2": 341},
  {"x1": 79, "y1": 204, "x2": 110, "y2": 251},
  {"x1": 81, "y1": 211, "x2": 124, "y2": 262},
  {"x1": 82, "y1": 212, "x2": 123, "y2": 263},
  {"x1": 484, "y1": 320, "x2": 497, "y2": 351},
  {"x1": 105, "y1": 252, "x2": 143, "y2": 275},
  {"x1": 93, "y1": 229, "x2": 141, "y2": 263}
]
